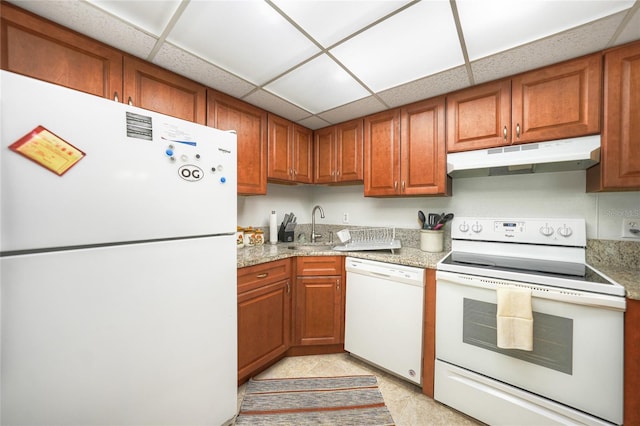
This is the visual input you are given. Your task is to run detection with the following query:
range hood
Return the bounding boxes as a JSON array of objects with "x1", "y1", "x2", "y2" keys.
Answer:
[{"x1": 446, "y1": 135, "x2": 601, "y2": 178}]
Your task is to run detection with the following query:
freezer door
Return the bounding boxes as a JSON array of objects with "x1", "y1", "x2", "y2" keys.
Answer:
[
  {"x1": 1, "y1": 71, "x2": 236, "y2": 252},
  {"x1": 1, "y1": 235, "x2": 237, "y2": 425}
]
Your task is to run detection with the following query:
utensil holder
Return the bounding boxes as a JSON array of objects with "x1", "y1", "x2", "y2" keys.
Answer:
[{"x1": 420, "y1": 229, "x2": 444, "y2": 252}]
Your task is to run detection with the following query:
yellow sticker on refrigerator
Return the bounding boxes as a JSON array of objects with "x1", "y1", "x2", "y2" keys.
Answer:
[{"x1": 9, "y1": 126, "x2": 85, "y2": 176}]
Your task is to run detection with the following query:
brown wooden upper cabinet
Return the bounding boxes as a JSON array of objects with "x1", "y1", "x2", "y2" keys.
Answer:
[
  {"x1": 446, "y1": 53, "x2": 602, "y2": 152},
  {"x1": 1, "y1": 2, "x2": 123, "y2": 99},
  {"x1": 267, "y1": 114, "x2": 313, "y2": 184},
  {"x1": 314, "y1": 119, "x2": 364, "y2": 184},
  {"x1": 364, "y1": 97, "x2": 450, "y2": 196},
  {"x1": 207, "y1": 90, "x2": 268, "y2": 195},
  {"x1": 123, "y1": 56, "x2": 206, "y2": 125},
  {"x1": 587, "y1": 41, "x2": 640, "y2": 192}
]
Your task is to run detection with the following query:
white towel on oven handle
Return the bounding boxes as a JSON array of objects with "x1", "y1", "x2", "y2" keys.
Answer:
[{"x1": 496, "y1": 285, "x2": 533, "y2": 351}]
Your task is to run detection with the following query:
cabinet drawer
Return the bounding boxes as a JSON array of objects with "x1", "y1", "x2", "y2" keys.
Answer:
[
  {"x1": 296, "y1": 256, "x2": 343, "y2": 276},
  {"x1": 238, "y1": 258, "x2": 291, "y2": 294}
]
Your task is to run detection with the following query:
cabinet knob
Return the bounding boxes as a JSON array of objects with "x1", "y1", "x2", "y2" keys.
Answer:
[
  {"x1": 503, "y1": 126, "x2": 508, "y2": 141},
  {"x1": 394, "y1": 181, "x2": 398, "y2": 191},
  {"x1": 286, "y1": 282, "x2": 290, "y2": 294},
  {"x1": 402, "y1": 181, "x2": 405, "y2": 191},
  {"x1": 113, "y1": 91, "x2": 119, "y2": 102},
  {"x1": 336, "y1": 279, "x2": 340, "y2": 290},
  {"x1": 256, "y1": 273, "x2": 269, "y2": 279},
  {"x1": 128, "y1": 96, "x2": 133, "y2": 106},
  {"x1": 516, "y1": 123, "x2": 521, "y2": 138}
]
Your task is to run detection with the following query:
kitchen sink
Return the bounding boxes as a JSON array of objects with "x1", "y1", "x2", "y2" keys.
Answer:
[{"x1": 287, "y1": 244, "x2": 334, "y2": 252}]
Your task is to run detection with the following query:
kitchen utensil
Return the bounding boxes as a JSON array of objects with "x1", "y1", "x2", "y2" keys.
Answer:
[
  {"x1": 428, "y1": 213, "x2": 440, "y2": 229},
  {"x1": 437, "y1": 213, "x2": 454, "y2": 225},
  {"x1": 418, "y1": 211, "x2": 426, "y2": 228}
]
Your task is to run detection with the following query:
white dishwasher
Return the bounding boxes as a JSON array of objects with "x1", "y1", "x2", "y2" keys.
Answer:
[{"x1": 344, "y1": 257, "x2": 425, "y2": 385}]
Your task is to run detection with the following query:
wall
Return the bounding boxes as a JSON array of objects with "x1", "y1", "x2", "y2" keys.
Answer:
[{"x1": 238, "y1": 171, "x2": 640, "y2": 241}]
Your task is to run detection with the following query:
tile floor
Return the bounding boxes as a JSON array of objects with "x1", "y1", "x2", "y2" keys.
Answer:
[{"x1": 236, "y1": 353, "x2": 482, "y2": 425}]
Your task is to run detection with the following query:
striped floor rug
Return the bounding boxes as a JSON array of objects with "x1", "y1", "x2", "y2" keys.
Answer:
[{"x1": 235, "y1": 375, "x2": 395, "y2": 425}]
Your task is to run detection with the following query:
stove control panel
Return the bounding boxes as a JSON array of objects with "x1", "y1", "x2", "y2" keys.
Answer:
[{"x1": 452, "y1": 217, "x2": 586, "y2": 246}]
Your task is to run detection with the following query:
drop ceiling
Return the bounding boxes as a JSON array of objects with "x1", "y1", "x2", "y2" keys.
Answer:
[{"x1": 9, "y1": 0, "x2": 640, "y2": 130}]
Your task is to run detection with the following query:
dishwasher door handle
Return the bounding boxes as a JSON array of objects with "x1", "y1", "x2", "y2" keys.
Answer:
[
  {"x1": 348, "y1": 270, "x2": 393, "y2": 280},
  {"x1": 369, "y1": 271, "x2": 392, "y2": 279}
]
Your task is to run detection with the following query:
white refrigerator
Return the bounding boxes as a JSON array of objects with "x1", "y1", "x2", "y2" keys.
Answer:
[{"x1": 1, "y1": 71, "x2": 238, "y2": 425}]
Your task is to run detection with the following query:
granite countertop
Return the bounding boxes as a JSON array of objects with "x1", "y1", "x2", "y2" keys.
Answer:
[
  {"x1": 237, "y1": 243, "x2": 446, "y2": 269},
  {"x1": 590, "y1": 263, "x2": 640, "y2": 300},
  {"x1": 238, "y1": 242, "x2": 640, "y2": 301}
]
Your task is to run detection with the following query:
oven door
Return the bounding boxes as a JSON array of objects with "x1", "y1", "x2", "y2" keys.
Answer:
[{"x1": 435, "y1": 270, "x2": 625, "y2": 425}]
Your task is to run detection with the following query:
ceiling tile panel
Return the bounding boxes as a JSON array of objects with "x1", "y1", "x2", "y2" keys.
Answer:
[
  {"x1": 243, "y1": 89, "x2": 312, "y2": 122},
  {"x1": 329, "y1": 1, "x2": 464, "y2": 92},
  {"x1": 457, "y1": 0, "x2": 635, "y2": 61},
  {"x1": 317, "y1": 96, "x2": 388, "y2": 126},
  {"x1": 297, "y1": 115, "x2": 332, "y2": 130},
  {"x1": 470, "y1": 11, "x2": 627, "y2": 84},
  {"x1": 613, "y1": 4, "x2": 640, "y2": 45},
  {"x1": 272, "y1": 0, "x2": 412, "y2": 47},
  {"x1": 265, "y1": 54, "x2": 370, "y2": 113},
  {"x1": 87, "y1": 0, "x2": 181, "y2": 36},
  {"x1": 166, "y1": 0, "x2": 320, "y2": 86},
  {"x1": 153, "y1": 44, "x2": 257, "y2": 99},
  {"x1": 378, "y1": 66, "x2": 471, "y2": 107}
]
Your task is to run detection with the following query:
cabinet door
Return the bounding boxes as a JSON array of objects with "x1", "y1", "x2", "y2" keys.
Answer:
[
  {"x1": 295, "y1": 276, "x2": 343, "y2": 346},
  {"x1": 1, "y1": 2, "x2": 123, "y2": 99},
  {"x1": 401, "y1": 97, "x2": 451, "y2": 196},
  {"x1": 314, "y1": 127, "x2": 337, "y2": 183},
  {"x1": 446, "y1": 80, "x2": 511, "y2": 152},
  {"x1": 364, "y1": 109, "x2": 401, "y2": 196},
  {"x1": 336, "y1": 119, "x2": 364, "y2": 183},
  {"x1": 587, "y1": 42, "x2": 640, "y2": 191},
  {"x1": 123, "y1": 56, "x2": 206, "y2": 124},
  {"x1": 237, "y1": 278, "x2": 291, "y2": 382},
  {"x1": 267, "y1": 114, "x2": 293, "y2": 181},
  {"x1": 207, "y1": 90, "x2": 267, "y2": 195},
  {"x1": 511, "y1": 54, "x2": 601, "y2": 144},
  {"x1": 293, "y1": 125, "x2": 313, "y2": 183}
]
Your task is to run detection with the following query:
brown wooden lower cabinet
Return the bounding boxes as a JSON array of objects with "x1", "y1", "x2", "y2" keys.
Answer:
[
  {"x1": 294, "y1": 256, "x2": 344, "y2": 346},
  {"x1": 237, "y1": 259, "x2": 291, "y2": 384}
]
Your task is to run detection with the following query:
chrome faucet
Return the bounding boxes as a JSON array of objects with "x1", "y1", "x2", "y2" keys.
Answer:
[{"x1": 311, "y1": 205, "x2": 325, "y2": 243}]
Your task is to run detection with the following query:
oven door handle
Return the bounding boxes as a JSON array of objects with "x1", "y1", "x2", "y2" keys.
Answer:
[{"x1": 436, "y1": 270, "x2": 626, "y2": 311}]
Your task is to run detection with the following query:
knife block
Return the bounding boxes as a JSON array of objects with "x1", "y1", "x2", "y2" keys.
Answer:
[{"x1": 278, "y1": 229, "x2": 294, "y2": 242}]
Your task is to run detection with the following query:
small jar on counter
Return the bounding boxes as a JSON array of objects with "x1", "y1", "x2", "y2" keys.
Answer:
[
  {"x1": 243, "y1": 227, "x2": 255, "y2": 247},
  {"x1": 254, "y1": 229, "x2": 265, "y2": 246},
  {"x1": 236, "y1": 227, "x2": 244, "y2": 248}
]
